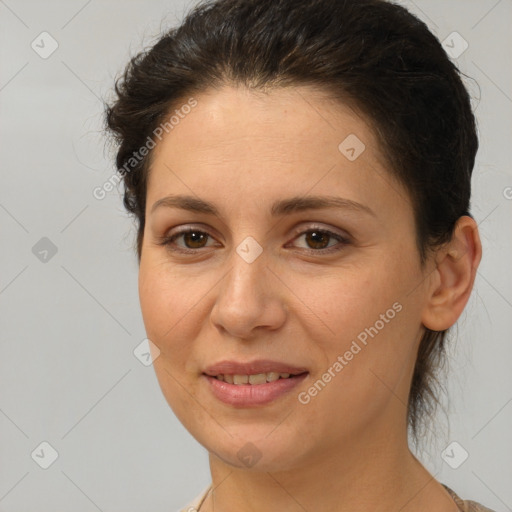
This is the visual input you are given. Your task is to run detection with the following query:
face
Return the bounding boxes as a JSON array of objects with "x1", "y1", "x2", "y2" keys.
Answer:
[{"x1": 138, "y1": 85, "x2": 431, "y2": 471}]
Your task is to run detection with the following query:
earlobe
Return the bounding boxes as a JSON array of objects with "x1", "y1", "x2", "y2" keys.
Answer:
[{"x1": 421, "y1": 216, "x2": 482, "y2": 332}]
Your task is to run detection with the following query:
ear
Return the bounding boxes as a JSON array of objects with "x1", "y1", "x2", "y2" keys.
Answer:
[{"x1": 421, "y1": 216, "x2": 482, "y2": 331}]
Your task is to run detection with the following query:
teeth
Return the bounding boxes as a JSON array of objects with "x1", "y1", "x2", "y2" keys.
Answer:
[
  {"x1": 247, "y1": 373, "x2": 265, "y2": 385},
  {"x1": 214, "y1": 372, "x2": 295, "y2": 384},
  {"x1": 233, "y1": 374, "x2": 248, "y2": 385}
]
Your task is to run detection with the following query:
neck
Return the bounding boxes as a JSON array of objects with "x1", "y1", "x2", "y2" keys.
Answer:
[{"x1": 200, "y1": 418, "x2": 451, "y2": 512}]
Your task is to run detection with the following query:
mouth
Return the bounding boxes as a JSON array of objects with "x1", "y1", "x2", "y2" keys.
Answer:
[
  {"x1": 202, "y1": 360, "x2": 309, "y2": 406},
  {"x1": 208, "y1": 371, "x2": 307, "y2": 385}
]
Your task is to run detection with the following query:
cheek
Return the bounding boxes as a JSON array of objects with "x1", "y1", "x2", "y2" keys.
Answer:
[
  {"x1": 138, "y1": 260, "x2": 200, "y2": 358},
  {"x1": 294, "y1": 253, "x2": 421, "y2": 392},
  {"x1": 292, "y1": 291, "x2": 418, "y2": 444},
  {"x1": 138, "y1": 262, "x2": 206, "y2": 421},
  {"x1": 289, "y1": 259, "x2": 410, "y2": 343}
]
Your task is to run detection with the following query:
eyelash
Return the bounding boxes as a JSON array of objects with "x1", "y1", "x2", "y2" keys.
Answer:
[{"x1": 157, "y1": 224, "x2": 351, "y2": 256}]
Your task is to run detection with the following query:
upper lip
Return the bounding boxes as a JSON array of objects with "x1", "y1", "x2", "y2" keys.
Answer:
[{"x1": 203, "y1": 359, "x2": 309, "y2": 376}]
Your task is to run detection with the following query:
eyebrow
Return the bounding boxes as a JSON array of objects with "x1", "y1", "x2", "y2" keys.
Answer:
[{"x1": 150, "y1": 194, "x2": 376, "y2": 217}]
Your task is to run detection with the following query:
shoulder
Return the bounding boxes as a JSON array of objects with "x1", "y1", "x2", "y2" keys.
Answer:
[
  {"x1": 176, "y1": 484, "x2": 211, "y2": 512},
  {"x1": 442, "y1": 483, "x2": 497, "y2": 512}
]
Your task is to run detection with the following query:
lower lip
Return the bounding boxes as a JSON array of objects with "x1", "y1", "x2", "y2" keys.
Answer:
[{"x1": 203, "y1": 373, "x2": 308, "y2": 406}]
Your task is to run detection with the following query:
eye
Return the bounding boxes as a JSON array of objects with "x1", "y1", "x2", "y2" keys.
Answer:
[
  {"x1": 157, "y1": 228, "x2": 217, "y2": 253},
  {"x1": 288, "y1": 225, "x2": 350, "y2": 254}
]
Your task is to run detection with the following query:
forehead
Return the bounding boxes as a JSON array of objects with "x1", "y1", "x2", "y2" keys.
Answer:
[
  {"x1": 146, "y1": 85, "x2": 409, "y2": 218},
  {"x1": 152, "y1": 85, "x2": 380, "y2": 164}
]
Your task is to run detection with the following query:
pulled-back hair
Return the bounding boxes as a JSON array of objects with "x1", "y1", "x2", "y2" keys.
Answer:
[{"x1": 104, "y1": 0, "x2": 478, "y2": 443}]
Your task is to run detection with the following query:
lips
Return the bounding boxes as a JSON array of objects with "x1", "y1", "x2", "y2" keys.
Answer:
[
  {"x1": 203, "y1": 359, "x2": 308, "y2": 377},
  {"x1": 202, "y1": 359, "x2": 309, "y2": 406}
]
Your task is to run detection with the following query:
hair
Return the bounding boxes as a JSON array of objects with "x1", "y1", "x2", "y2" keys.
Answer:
[{"x1": 104, "y1": 0, "x2": 478, "y2": 444}]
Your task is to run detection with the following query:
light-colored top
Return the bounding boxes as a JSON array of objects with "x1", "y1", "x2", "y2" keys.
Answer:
[
  {"x1": 177, "y1": 483, "x2": 497, "y2": 511},
  {"x1": 176, "y1": 484, "x2": 210, "y2": 512},
  {"x1": 441, "y1": 484, "x2": 497, "y2": 512}
]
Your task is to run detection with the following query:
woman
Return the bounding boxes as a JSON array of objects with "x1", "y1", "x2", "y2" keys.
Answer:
[{"x1": 105, "y1": 0, "x2": 496, "y2": 510}]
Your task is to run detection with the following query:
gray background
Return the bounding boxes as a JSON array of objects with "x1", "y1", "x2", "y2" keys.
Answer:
[{"x1": 0, "y1": 0, "x2": 511, "y2": 510}]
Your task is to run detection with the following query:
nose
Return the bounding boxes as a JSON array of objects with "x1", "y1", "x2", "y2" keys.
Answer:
[{"x1": 209, "y1": 244, "x2": 287, "y2": 339}]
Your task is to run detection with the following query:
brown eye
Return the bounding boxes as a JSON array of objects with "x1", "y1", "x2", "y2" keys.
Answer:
[
  {"x1": 303, "y1": 230, "x2": 332, "y2": 249},
  {"x1": 159, "y1": 228, "x2": 216, "y2": 252},
  {"x1": 291, "y1": 227, "x2": 349, "y2": 253},
  {"x1": 181, "y1": 230, "x2": 209, "y2": 249}
]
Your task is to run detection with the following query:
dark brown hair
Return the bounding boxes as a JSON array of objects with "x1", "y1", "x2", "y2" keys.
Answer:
[{"x1": 104, "y1": 0, "x2": 478, "y2": 442}]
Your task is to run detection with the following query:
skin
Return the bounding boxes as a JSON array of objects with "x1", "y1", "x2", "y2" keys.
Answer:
[{"x1": 138, "y1": 85, "x2": 482, "y2": 512}]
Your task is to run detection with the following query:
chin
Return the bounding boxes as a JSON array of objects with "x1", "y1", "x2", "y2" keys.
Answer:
[{"x1": 195, "y1": 424, "x2": 310, "y2": 472}]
